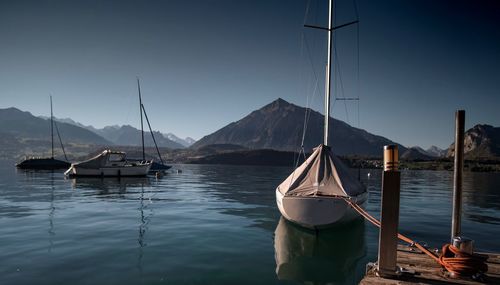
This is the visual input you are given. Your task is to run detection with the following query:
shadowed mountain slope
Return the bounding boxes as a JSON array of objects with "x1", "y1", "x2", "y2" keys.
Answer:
[{"x1": 192, "y1": 98, "x2": 407, "y2": 156}]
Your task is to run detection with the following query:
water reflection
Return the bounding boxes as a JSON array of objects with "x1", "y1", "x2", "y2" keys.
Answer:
[
  {"x1": 137, "y1": 184, "x2": 153, "y2": 275},
  {"x1": 69, "y1": 177, "x2": 151, "y2": 198},
  {"x1": 463, "y1": 172, "x2": 500, "y2": 211},
  {"x1": 274, "y1": 217, "x2": 366, "y2": 285},
  {"x1": 48, "y1": 173, "x2": 55, "y2": 253}
]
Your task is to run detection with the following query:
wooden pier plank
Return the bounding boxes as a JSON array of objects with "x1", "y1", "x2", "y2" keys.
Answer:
[{"x1": 359, "y1": 245, "x2": 500, "y2": 285}]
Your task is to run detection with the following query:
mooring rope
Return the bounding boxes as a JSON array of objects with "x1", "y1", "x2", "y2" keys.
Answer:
[{"x1": 342, "y1": 197, "x2": 489, "y2": 277}]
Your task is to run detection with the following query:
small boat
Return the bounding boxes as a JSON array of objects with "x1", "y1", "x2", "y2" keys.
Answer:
[
  {"x1": 275, "y1": 0, "x2": 367, "y2": 229},
  {"x1": 136, "y1": 78, "x2": 172, "y2": 173},
  {"x1": 16, "y1": 96, "x2": 71, "y2": 170},
  {"x1": 64, "y1": 150, "x2": 152, "y2": 177},
  {"x1": 16, "y1": 157, "x2": 71, "y2": 170}
]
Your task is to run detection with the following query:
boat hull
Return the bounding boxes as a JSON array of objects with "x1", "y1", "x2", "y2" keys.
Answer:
[
  {"x1": 16, "y1": 158, "x2": 71, "y2": 170},
  {"x1": 65, "y1": 164, "x2": 151, "y2": 177},
  {"x1": 276, "y1": 189, "x2": 367, "y2": 229},
  {"x1": 149, "y1": 162, "x2": 172, "y2": 172}
]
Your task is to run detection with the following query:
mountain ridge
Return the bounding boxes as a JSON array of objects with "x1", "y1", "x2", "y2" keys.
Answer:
[
  {"x1": 192, "y1": 98, "x2": 408, "y2": 156},
  {"x1": 43, "y1": 116, "x2": 189, "y2": 149},
  {"x1": 446, "y1": 124, "x2": 500, "y2": 160}
]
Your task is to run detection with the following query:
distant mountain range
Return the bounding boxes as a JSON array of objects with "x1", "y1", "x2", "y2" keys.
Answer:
[
  {"x1": 1, "y1": 108, "x2": 109, "y2": 145},
  {"x1": 426, "y1": 145, "x2": 447, "y2": 157},
  {"x1": 41, "y1": 116, "x2": 196, "y2": 148},
  {"x1": 3, "y1": 103, "x2": 499, "y2": 163},
  {"x1": 446, "y1": 124, "x2": 500, "y2": 160},
  {"x1": 164, "y1": 133, "x2": 196, "y2": 147},
  {"x1": 401, "y1": 147, "x2": 435, "y2": 161},
  {"x1": 192, "y1": 98, "x2": 407, "y2": 157},
  {"x1": 90, "y1": 125, "x2": 185, "y2": 149}
]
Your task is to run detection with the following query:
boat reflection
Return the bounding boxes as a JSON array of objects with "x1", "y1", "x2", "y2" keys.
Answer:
[
  {"x1": 274, "y1": 216, "x2": 366, "y2": 284},
  {"x1": 69, "y1": 177, "x2": 151, "y2": 197}
]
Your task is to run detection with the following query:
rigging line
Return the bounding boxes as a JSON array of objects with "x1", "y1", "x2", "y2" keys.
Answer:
[
  {"x1": 297, "y1": 0, "x2": 328, "y2": 158},
  {"x1": 141, "y1": 104, "x2": 164, "y2": 165},
  {"x1": 353, "y1": 0, "x2": 359, "y2": 20},
  {"x1": 50, "y1": 95, "x2": 54, "y2": 158},
  {"x1": 53, "y1": 120, "x2": 68, "y2": 161},
  {"x1": 353, "y1": 0, "x2": 361, "y2": 128},
  {"x1": 291, "y1": 0, "x2": 314, "y2": 179},
  {"x1": 297, "y1": 0, "x2": 311, "y2": 146},
  {"x1": 333, "y1": 44, "x2": 350, "y2": 125},
  {"x1": 292, "y1": 0, "x2": 310, "y2": 168},
  {"x1": 303, "y1": 34, "x2": 321, "y2": 97},
  {"x1": 356, "y1": 5, "x2": 360, "y2": 128}
]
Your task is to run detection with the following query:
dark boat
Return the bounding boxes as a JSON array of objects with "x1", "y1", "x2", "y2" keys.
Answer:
[
  {"x1": 136, "y1": 78, "x2": 172, "y2": 173},
  {"x1": 16, "y1": 96, "x2": 71, "y2": 170},
  {"x1": 150, "y1": 161, "x2": 172, "y2": 172},
  {"x1": 16, "y1": 157, "x2": 70, "y2": 170}
]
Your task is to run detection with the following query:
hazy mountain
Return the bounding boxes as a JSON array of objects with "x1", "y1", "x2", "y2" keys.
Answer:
[
  {"x1": 185, "y1": 137, "x2": 196, "y2": 145},
  {"x1": 164, "y1": 133, "x2": 196, "y2": 147},
  {"x1": 44, "y1": 116, "x2": 187, "y2": 149},
  {"x1": 426, "y1": 146, "x2": 446, "y2": 158},
  {"x1": 94, "y1": 125, "x2": 185, "y2": 149},
  {"x1": 1, "y1": 107, "x2": 110, "y2": 145},
  {"x1": 446, "y1": 124, "x2": 500, "y2": 160},
  {"x1": 401, "y1": 146, "x2": 434, "y2": 161},
  {"x1": 191, "y1": 98, "x2": 407, "y2": 156},
  {"x1": 0, "y1": 107, "x2": 112, "y2": 159}
]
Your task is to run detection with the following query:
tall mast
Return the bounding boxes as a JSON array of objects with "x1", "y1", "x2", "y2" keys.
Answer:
[
  {"x1": 137, "y1": 77, "x2": 145, "y2": 161},
  {"x1": 324, "y1": 0, "x2": 334, "y2": 146},
  {"x1": 50, "y1": 95, "x2": 54, "y2": 158}
]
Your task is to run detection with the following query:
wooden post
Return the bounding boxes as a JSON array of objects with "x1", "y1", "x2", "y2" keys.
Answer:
[
  {"x1": 377, "y1": 145, "x2": 401, "y2": 277},
  {"x1": 451, "y1": 110, "x2": 465, "y2": 241}
]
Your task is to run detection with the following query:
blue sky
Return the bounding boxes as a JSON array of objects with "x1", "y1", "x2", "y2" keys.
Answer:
[{"x1": 0, "y1": 0, "x2": 498, "y2": 149}]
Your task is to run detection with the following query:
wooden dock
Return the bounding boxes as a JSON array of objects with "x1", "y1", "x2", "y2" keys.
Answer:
[{"x1": 360, "y1": 245, "x2": 500, "y2": 285}]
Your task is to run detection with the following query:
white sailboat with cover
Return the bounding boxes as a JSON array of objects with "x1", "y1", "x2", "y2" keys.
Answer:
[{"x1": 275, "y1": 0, "x2": 367, "y2": 229}]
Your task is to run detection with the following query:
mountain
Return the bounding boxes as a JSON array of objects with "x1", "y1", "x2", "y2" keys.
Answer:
[
  {"x1": 94, "y1": 125, "x2": 185, "y2": 149},
  {"x1": 0, "y1": 107, "x2": 112, "y2": 159},
  {"x1": 191, "y1": 98, "x2": 407, "y2": 156},
  {"x1": 426, "y1": 146, "x2": 446, "y2": 158},
  {"x1": 164, "y1": 133, "x2": 196, "y2": 147},
  {"x1": 446, "y1": 124, "x2": 500, "y2": 160},
  {"x1": 45, "y1": 116, "x2": 187, "y2": 149},
  {"x1": 185, "y1": 137, "x2": 196, "y2": 145},
  {"x1": 401, "y1": 147, "x2": 434, "y2": 161},
  {"x1": 1, "y1": 108, "x2": 110, "y2": 145}
]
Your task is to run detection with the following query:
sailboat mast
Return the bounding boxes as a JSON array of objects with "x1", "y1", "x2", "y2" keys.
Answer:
[
  {"x1": 324, "y1": 0, "x2": 334, "y2": 146},
  {"x1": 50, "y1": 95, "x2": 54, "y2": 158},
  {"x1": 137, "y1": 78, "x2": 145, "y2": 161}
]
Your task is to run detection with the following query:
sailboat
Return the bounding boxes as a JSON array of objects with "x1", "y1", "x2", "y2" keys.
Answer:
[
  {"x1": 136, "y1": 78, "x2": 172, "y2": 173},
  {"x1": 275, "y1": 0, "x2": 367, "y2": 229},
  {"x1": 16, "y1": 96, "x2": 71, "y2": 170}
]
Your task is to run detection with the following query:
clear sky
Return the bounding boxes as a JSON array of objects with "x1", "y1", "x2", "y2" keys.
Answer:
[{"x1": 0, "y1": 0, "x2": 498, "y2": 149}]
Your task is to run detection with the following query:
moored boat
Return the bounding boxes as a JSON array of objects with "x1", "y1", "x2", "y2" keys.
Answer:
[
  {"x1": 65, "y1": 150, "x2": 152, "y2": 177},
  {"x1": 136, "y1": 78, "x2": 172, "y2": 173},
  {"x1": 16, "y1": 96, "x2": 71, "y2": 170},
  {"x1": 16, "y1": 157, "x2": 70, "y2": 170},
  {"x1": 275, "y1": 0, "x2": 367, "y2": 229}
]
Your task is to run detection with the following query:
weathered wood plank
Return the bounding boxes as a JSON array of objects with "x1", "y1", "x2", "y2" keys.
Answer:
[{"x1": 359, "y1": 245, "x2": 500, "y2": 285}]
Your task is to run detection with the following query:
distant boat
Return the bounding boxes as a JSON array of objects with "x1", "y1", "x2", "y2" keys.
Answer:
[
  {"x1": 136, "y1": 78, "x2": 172, "y2": 173},
  {"x1": 16, "y1": 96, "x2": 71, "y2": 170},
  {"x1": 275, "y1": 0, "x2": 367, "y2": 229},
  {"x1": 64, "y1": 150, "x2": 151, "y2": 177}
]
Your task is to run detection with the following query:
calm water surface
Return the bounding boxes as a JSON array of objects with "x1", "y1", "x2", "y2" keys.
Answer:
[{"x1": 0, "y1": 160, "x2": 499, "y2": 284}]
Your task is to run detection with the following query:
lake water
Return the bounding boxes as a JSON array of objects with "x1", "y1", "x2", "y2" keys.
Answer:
[{"x1": 0, "y1": 160, "x2": 499, "y2": 284}]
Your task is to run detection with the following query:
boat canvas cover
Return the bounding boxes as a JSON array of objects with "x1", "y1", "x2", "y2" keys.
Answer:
[
  {"x1": 277, "y1": 144, "x2": 365, "y2": 197},
  {"x1": 72, "y1": 151, "x2": 110, "y2": 169}
]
